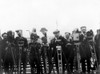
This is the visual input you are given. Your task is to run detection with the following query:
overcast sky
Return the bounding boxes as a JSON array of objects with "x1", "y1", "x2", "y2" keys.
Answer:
[{"x1": 0, "y1": 0, "x2": 100, "y2": 37}]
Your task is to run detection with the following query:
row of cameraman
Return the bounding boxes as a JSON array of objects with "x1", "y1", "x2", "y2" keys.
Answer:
[
  {"x1": 0, "y1": 30, "x2": 28, "y2": 74},
  {"x1": 49, "y1": 26, "x2": 99, "y2": 74},
  {"x1": 0, "y1": 26, "x2": 100, "y2": 74}
]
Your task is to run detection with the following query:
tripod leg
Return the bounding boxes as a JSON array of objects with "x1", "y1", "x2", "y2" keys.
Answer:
[
  {"x1": 18, "y1": 53, "x2": 21, "y2": 74},
  {"x1": 57, "y1": 46, "x2": 63, "y2": 74},
  {"x1": 11, "y1": 47, "x2": 17, "y2": 73}
]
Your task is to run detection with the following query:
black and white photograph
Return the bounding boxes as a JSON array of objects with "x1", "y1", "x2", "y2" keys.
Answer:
[{"x1": 0, "y1": 0, "x2": 100, "y2": 74}]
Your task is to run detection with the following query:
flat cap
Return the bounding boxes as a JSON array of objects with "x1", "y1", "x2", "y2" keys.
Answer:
[
  {"x1": 16, "y1": 29, "x2": 22, "y2": 33},
  {"x1": 40, "y1": 27, "x2": 48, "y2": 32},
  {"x1": 2, "y1": 32, "x2": 7, "y2": 37},
  {"x1": 53, "y1": 29, "x2": 60, "y2": 34},
  {"x1": 31, "y1": 33, "x2": 39, "y2": 39},
  {"x1": 80, "y1": 26, "x2": 86, "y2": 29},
  {"x1": 65, "y1": 32, "x2": 70, "y2": 35}
]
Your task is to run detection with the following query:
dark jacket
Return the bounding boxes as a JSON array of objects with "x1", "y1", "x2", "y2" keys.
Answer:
[
  {"x1": 15, "y1": 36, "x2": 28, "y2": 61},
  {"x1": 94, "y1": 34, "x2": 100, "y2": 64},
  {"x1": 49, "y1": 36, "x2": 66, "y2": 57},
  {"x1": 79, "y1": 34, "x2": 92, "y2": 59}
]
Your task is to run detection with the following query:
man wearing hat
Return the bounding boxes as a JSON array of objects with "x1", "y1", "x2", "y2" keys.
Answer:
[
  {"x1": 4, "y1": 31, "x2": 16, "y2": 73},
  {"x1": 80, "y1": 26, "x2": 87, "y2": 34},
  {"x1": 0, "y1": 33, "x2": 7, "y2": 72},
  {"x1": 29, "y1": 28, "x2": 42, "y2": 74},
  {"x1": 30, "y1": 28, "x2": 39, "y2": 42},
  {"x1": 40, "y1": 27, "x2": 48, "y2": 44},
  {"x1": 80, "y1": 27, "x2": 92, "y2": 73},
  {"x1": 95, "y1": 29, "x2": 100, "y2": 70},
  {"x1": 15, "y1": 30, "x2": 28, "y2": 74},
  {"x1": 50, "y1": 29, "x2": 66, "y2": 72},
  {"x1": 40, "y1": 27, "x2": 52, "y2": 74},
  {"x1": 1, "y1": 33, "x2": 7, "y2": 59},
  {"x1": 64, "y1": 32, "x2": 75, "y2": 73},
  {"x1": 2, "y1": 33, "x2": 7, "y2": 40}
]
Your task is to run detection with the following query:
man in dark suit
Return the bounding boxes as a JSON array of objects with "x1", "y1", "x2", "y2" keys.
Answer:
[
  {"x1": 50, "y1": 29, "x2": 66, "y2": 73},
  {"x1": 79, "y1": 26, "x2": 91, "y2": 74},
  {"x1": 0, "y1": 33, "x2": 7, "y2": 72},
  {"x1": 1, "y1": 31, "x2": 16, "y2": 74},
  {"x1": 15, "y1": 30, "x2": 28, "y2": 74},
  {"x1": 40, "y1": 27, "x2": 52, "y2": 74},
  {"x1": 95, "y1": 29, "x2": 100, "y2": 66},
  {"x1": 29, "y1": 28, "x2": 42, "y2": 74},
  {"x1": 64, "y1": 32, "x2": 74, "y2": 73}
]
